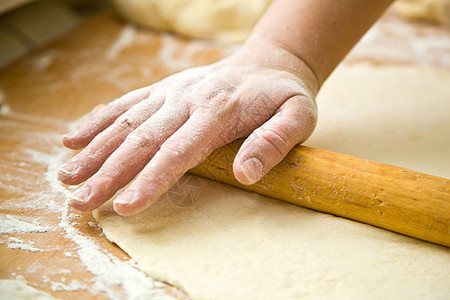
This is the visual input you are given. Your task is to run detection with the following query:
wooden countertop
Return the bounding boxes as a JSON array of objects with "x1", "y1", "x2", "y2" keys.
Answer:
[{"x1": 0, "y1": 7, "x2": 449, "y2": 299}]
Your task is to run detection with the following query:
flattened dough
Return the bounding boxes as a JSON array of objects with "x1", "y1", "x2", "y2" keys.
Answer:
[
  {"x1": 0, "y1": 276, "x2": 57, "y2": 300},
  {"x1": 94, "y1": 64, "x2": 450, "y2": 299},
  {"x1": 306, "y1": 63, "x2": 450, "y2": 179}
]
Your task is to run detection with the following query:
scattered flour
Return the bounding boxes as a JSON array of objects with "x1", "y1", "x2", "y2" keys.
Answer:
[
  {"x1": 33, "y1": 51, "x2": 57, "y2": 71},
  {"x1": 157, "y1": 34, "x2": 238, "y2": 72},
  {"x1": 107, "y1": 25, "x2": 137, "y2": 59},
  {"x1": 0, "y1": 103, "x2": 12, "y2": 115},
  {"x1": 88, "y1": 222, "x2": 98, "y2": 229},
  {"x1": 0, "y1": 275, "x2": 58, "y2": 300},
  {"x1": 63, "y1": 251, "x2": 73, "y2": 257},
  {"x1": 58, "y1": 202, "x2": 170, "y2": 299},
  {"x1": 348, "y1": 12, "x2": 450, "y2": 67},
  {"x1": 35, "y1": 136, "x2": 173, "y2": 299},
  {"x1": 51, "y1": 280, "x2": 88, "y2": 292},
  {"x1": 2, "y1": 112, "x2": 175, "y2": 299},
  {"x1": 8, "y1": 237, "x2": 44, "y2": 252},
  {"x1": 0, "y1": 214, "x2": 51, "y2": 234},
  {"x1": 0, "y1": 90, "x2": 12, "y2": 115}
]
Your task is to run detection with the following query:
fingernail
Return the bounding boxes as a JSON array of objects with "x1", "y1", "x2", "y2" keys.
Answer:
[
  {"x1": 240, "y1": 157, "x2": 264, "y2": 184},
  {"x1": 63, "y1": 131, "x2": 76, "y2": 140},
  {"x1": 116, "y1": 190, "x2": 142, "y2": 204},
  {"x1": 114, "y1": 191, "x2": 136, "y2": 205},
  {"x1": 71, "y1": 185, "x2": 91, "y2": 203},
  {"x1": 58, "y1": 161, "x2": 77, "y2": 175}
]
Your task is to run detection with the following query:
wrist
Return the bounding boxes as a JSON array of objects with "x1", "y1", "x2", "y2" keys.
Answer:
[{"x1": 235, "y1": 35, "x2": 320, "y2": 97}]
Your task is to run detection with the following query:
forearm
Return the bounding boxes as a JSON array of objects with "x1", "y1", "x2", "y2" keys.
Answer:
[{"x1": 250, "y1": 0, "x2": 393, "y2": 85}]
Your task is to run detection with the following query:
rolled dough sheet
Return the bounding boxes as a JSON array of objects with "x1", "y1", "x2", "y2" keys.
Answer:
[
  {"x1": 94, "y1": 64, "x2": 450, "y2": 299},
  {"x1": 0, "y1": 276, "x2": 58, "y2": 300},
  {"x1": 306, "y1": 63, "x2": 450, "y2": 179}
]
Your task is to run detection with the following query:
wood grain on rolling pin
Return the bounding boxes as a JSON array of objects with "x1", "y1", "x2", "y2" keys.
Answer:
[{"x1": 189, "y1": 140, "x2": 450, "y2": 247}]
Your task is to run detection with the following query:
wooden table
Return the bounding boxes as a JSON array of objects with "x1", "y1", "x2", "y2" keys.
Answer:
[{"x1": 0, "y1": 7, "x2": 449, "y2": 299}]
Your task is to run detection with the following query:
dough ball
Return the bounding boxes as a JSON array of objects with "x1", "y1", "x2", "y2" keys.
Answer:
[
  {"x1": 395, "y1": 0, "x2": 450, "y2": 25},
  {"x1": 112, "y1": 0, "x2": 273, "y2": 43}
]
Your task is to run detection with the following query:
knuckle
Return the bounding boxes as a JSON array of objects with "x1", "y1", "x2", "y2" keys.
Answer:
[
  {"x1": 294, "y1": 94, "x2": 318, "y2": 120},
  {"x1": 113, "y1": 115, "x2": 138, "y2": 131},
  {"x1": 125, "y1": 130, "x2": 153, "y2": 148},
  {"x1": 85, "y1": 118, "x2": 100, "y2": 129},
  {"x1": 159, "y1": 137, "x2": 190, "y2": 158},
  {"x1": 123, "y1": 86, "x2": 151, "y2": 102},
  {"x1": 257, "y1": 127, "x2": 291, "y2": 156},
  {"x1": 136, "y1": 170, "x2": 159, "y2": 185},
  {"x1": 158, "y1": 135, "x2": 211, "y2": 169},
  {"x1": 292, "y1": 96, "x2": 318, "y2": 139},
  {"x1": 105, "y1": 97, "x2": 124, "y2": 112}
]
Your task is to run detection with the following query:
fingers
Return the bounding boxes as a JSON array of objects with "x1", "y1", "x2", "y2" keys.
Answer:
[
  {"x1": 112, "y1": 110, "x2": 223, "y2": 216},
  {"x1": 69, "y1": 104, "x2": 189, "y2": 212},
  {"x1": 58, "y1": 94, "x2": 165, "y2": 185},
  {"x1": 63, "y1": 85, "x2": 154, "y2": 150},
  {"x1": 233, "y1": 95, "x2": 317, "y2": 185}
]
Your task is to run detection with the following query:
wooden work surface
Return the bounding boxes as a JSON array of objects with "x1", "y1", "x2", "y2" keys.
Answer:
[{"x1": 0, "y1": 7, "x2": 449, "y2": 299}]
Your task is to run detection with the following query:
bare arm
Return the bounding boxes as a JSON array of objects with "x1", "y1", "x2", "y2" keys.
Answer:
[{"x1": 253, "y1": 0, "x2": 393, "y2": 84}]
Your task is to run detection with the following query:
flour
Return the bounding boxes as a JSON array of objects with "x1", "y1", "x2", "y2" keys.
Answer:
[
  {"x1": 0, "y1": 102, "x2": 67, "y2": 129},
  {"x1": 107, "y1": 25, "x2": 137, "y2": 59},
  {"x1": 48, "y1": 140, "x2": 174, "y2": 299},
  {"x1": 63, "y1": 251, "x2": 73, "y2": 257},
  {"x1": 26, "y1": 262, "x2": 71, "y2": 278},
  {"x1": 0, "y1": 103, "x2": 11, "y2": 115},
  {"x1": 157, "y1": 34, "x2": 238, "y2": 72},
  {"x1": 2, "y1": 108, "x2": 175, "y2": 299},
  {"x1": 157, "y1": 34, "x2": 197, "y2": 72},
  {"x1": 0, "y1": 90, "x2": 12, "y2": 115},
  {"x1": 51, "y1": 280, "x2": 88, "y2": 292},
  {"x1": 348, "y1": 12, "x2": 450, "y2": 67},
  {"x1": 0, "y1": 214, "x2": 51, "y2": 234},
  {"x1": 8, "y1": 237, "x2": 44, "y2": 252},
  {"x1": 58, "y1": 199, "x2": 170, "y2": 299},
  {"x1": 32, "y1": 51, "x2": 58, "y2": 71}
]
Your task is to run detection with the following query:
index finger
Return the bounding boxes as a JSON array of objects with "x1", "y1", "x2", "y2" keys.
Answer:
[
  {"x1": 63, "y1": 85, "x2": 155, "y2": 149},
  {"x1": 113, "y1": 110, "x2": 227, "y2": 215}
]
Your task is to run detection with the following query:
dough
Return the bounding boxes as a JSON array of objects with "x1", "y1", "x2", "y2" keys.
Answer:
[
  {"x1": 306, "y1": 63, "x2": 450, "y2": 179},
  {"x1": 113, "y1": 0, "x2": 450, "y2": 44},
  {"x1": 94, "y1": 64, "x2": 450, "y2": 299},
  {"x1": 112, "y1": 0, "x2": 272, "y2": 43},
  {"x1": 395, "y1": 0, "x2": 450, "y2": 25},
  {"x1": 0, "y1": 276, "x2": 57, "y2": 300}
]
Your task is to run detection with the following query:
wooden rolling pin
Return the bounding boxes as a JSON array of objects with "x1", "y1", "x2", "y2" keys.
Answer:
[{"x1": 189, "y1": 140, "x2": 450, "y2": 247}]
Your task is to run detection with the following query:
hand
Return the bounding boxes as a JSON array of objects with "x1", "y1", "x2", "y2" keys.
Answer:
[{"x1": 58, "y1": 36, "x2": 319, "y2": 216}]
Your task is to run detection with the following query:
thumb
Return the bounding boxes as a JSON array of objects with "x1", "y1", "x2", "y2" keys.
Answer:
[{"x1": 233, "y1": 95, "x2": 317, "y2": 185}]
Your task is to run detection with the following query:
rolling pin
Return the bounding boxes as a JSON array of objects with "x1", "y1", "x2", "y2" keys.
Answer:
[{"x1": 189, "y1": 140, "x2": 450, "y2": 247}]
